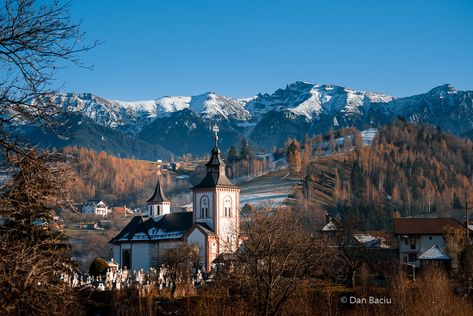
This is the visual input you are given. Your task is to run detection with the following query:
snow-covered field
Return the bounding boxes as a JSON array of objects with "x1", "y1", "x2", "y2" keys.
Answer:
[
  {"x1": 240, "y1": 170, "x2": 301, "y2": 207},
  {"x1": 313, "y1": 128, "x2": 378, "y2": 158}
]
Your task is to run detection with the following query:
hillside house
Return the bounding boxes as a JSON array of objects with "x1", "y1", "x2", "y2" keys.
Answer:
[
  {"x1": 394, "y1": 217, "x2": 470, "y2": 269},
  {"x1": 112, "y1": 206, "x2": 134, "y2": 217},
  {"x1": 321, "y1": 214, "x2": 398, "y2": 273},
  {"x1": 82, "y1": 200, "x2": 109, "y2": 217}
]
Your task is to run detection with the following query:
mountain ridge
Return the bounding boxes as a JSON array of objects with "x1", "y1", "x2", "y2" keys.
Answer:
[{"x1": 20, "y1": 82, "x2": 473, "y2": 157}]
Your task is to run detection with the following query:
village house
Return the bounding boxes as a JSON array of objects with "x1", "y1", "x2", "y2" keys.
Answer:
[
  {"x1": 394, "y1": 217, "x2": 470, "y2": 269},
  {"x1": 321, "y1": 215, "x2": 397, "y2": 257},
  {"x1": 112, "y1": 206, "x2": 134, "y2": 217},
  {"x1": 110, "y1": 125, "x2": 240, "y2": 272},
  {"x1": 82, "y1": 200, "x2": 109, "y2": 217}
]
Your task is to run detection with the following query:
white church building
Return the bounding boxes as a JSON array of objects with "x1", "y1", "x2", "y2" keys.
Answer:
[{"x1": 110, "y1": 126, "x2": 240, "y2": 272}]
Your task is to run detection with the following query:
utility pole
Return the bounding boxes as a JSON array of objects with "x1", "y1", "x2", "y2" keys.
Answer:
[
  {"x1": 465, "y1": 198, "x2": 473, "y2": 288},
  {"x1": 466, "y1": 200, "x2": 472, "y2": 244}
]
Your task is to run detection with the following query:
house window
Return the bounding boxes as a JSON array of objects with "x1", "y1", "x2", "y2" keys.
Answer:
[
  {"x1": 408, "y1": 253, "x2": 417, "y2": 263},
  {"x1": 410, "y1": 238, "x2": 416, "y2": 250},
  {"x1": 224, "y1": 196, "x2": 232, "y2": 217},
  {"x1": 200, "y1": 196, "x2": 209, "y2": 218},
  {"x1": 403, "y1": 256, "x2": 408, "y2": 263}
]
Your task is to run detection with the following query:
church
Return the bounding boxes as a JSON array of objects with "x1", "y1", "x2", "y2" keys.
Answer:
[{"x1": 110, "y1": 126, "x2": 240, "y2": 272}]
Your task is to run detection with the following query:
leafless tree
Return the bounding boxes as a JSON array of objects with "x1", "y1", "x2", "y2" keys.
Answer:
[
  {"x1": 0, "y1": 0, "x2": 98, "y2": 133},
  {"x1": 163, "y1": 244, "x2": 200, "y2": 299},
  {"x1": 217, "y1": 207, "x2": 328, "y2": 316},
  {"x1": 0, "y1": 0, "x2": 96, "y2": 314}
]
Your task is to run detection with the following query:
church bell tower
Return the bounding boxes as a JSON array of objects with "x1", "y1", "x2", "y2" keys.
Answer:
[{"x1": 191, "y1": 125, "x2": 240, "y2": 252}]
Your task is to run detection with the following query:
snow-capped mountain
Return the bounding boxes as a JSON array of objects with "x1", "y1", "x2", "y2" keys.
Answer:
[
  {"x1": 245, "y1": 81, "x2": 394, "y2": 121},
  {"x1": 246, "y1": 81, "x2": 394, "y2": 121},
  {"x1": 391, "y1": 84, "x2": 473, "y2": 134},
  {"x1": 51, "y1": 93, "x2": 157, "y2": 134},
  {"x1": 51, "y1": 92, "x2": 249, "y2": 134},
  {"x1": 24, "y1": 82, "x2": 473, "y2": 156}
]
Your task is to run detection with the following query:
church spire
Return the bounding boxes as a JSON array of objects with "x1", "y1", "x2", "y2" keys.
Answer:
[
  {"x1": 192, "y1": 124, "x2": 236, "y2": 189},
  {"x1": 146, "y1": 176, "x2": 169, "y2": 203},
  {"x1": 206, "y1": 124, "x2": 225, "y2": 174},
  {"x1": 146, "y1": 165, "x2": 169, "y2": 203},
  {"x1": 212, "y1": 124, "x2": 219, "y2": 149}
]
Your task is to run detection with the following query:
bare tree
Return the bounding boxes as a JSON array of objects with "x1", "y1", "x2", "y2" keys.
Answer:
[
  {"x1": 0, "y1": 0, "x2": 98, "y2": 133},
  {"x1": 0, "y1": 0, "x2": 96, "y2": 314},
  {"x1": 217, "y1": 208, "x2": 327, "y2": 316},
  {"x1": 163, "y1": 244, "x2": 200, "y2": 299}
]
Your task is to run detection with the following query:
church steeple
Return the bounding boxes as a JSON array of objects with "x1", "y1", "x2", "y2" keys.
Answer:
[
  {"x1": 147, "y1": 169, "x2": 171, "y2": 218},
  {"x1": 205, "y1": 124, "x2": 226, "y2": 174},
  {"x1": 146, "y1": 177, "x2": 169, "y2": 203},
  {"x1": 193, "y1": 125, "x2": 235, "y2": 189}
]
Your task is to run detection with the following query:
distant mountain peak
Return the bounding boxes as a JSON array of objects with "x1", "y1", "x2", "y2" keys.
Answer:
[{"x1": 428, "y1": 84, "x2": 457, "y2": 95}]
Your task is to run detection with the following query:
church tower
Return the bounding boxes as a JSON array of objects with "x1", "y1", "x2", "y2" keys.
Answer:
[
  {"x1": 191, "y1": 125, "x2": 240, "y2": 253},
  {"x1": 146, "y1": 174, "x2": 170, "y2": 219}
]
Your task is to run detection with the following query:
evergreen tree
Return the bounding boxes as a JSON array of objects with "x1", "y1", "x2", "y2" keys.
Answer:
[
  {"x1": 227, "y1": 146, "x2": 239, "y2": 164},
  {"x1": 240, "y1": 138, "x2": 253, "y2": 161}
]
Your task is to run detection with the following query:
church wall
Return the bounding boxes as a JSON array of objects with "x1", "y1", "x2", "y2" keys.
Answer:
[
  {"x1": 216, "y1": 189, "x2": 240, "y2": 252},
  {"x1": 149, "y1": 240, "x2": 184, "y2": 267},
  {"x1": 187, "y1": 229, "x2": 207, "y2": 268},
  {"x1": 161, "y1": 202, "x2": 171, "y2": 215},
  {"x1": 131, "y1": 243, "x2": 150, "y2": 271},
  {"x1": 113, "y1": 245, "x2": 120, "y2": 266},
  {"x1": 209, "y1": 237, "x2": 218, "y2": 271}
]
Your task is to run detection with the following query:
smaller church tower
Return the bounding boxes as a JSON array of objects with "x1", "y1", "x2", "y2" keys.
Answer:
[{"x1": 146, "y1": 172, "x2": 170, "y2": 219}]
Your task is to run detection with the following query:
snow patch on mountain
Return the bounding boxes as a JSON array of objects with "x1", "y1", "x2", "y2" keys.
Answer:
[
  {"x1": 188, "y1": 92, "x2": 250, "y2": 120},
  {"x1": 245, "y1": 82, "x2": 395, "y2": 121}
]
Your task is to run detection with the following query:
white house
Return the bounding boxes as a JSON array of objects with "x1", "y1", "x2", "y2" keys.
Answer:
[
  {"x1": 82, "y1": 200, "x2": 109, "y2": 217},
  {"x1": 394, "y1": 217, "x2": 468, "y2": 268},
  {"x1": 110, "y1": 125, "x2": 240, "y2": 272}
]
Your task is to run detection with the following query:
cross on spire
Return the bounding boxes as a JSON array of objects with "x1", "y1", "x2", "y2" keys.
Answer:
[
  {"x1": 212, "y1": 124, "x2": 219, "y2": 147},
  {"x1": 155, "y1": 162, "x2": 162, "y2": 176}
]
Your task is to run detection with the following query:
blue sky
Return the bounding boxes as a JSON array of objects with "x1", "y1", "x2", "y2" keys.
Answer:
[{"x1": 56, "y1": 0, "x2": 473, "y2": 100}]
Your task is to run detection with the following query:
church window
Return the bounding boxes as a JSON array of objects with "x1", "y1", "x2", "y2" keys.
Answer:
[
  {"x1": 224, "y1": 196, "x2": 232, "y2": 217},
  {"x1": 200, "y1": 196, "x2": 209, "y2": 218}
]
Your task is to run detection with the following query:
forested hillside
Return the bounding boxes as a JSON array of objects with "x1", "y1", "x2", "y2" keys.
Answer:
[
  {"x1": 63, "y1": 147, "x2": 192, "y2": 208},
  {"x1": 303, "y1": 120, "x2": 473, "y2": 230}
]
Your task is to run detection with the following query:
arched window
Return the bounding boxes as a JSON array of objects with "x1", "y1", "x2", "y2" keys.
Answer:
[
  {"x1": 224, "y1": 196, "x2": 232, "y2": 217},
  {"x1": 200, "y1": 196, "x2": 209, "y2": 218}
]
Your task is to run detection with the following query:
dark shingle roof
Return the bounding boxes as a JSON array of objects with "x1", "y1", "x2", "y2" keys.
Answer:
[
  {"x1": 394, "y1": 218, "x2": 465, "y2": 235},
  {"x1": 146, "y1": 178, "x2": 169, "y2": 203},
  {"x1": 109, "y1": 216, "x2": 144, "y2": 243},
  {"x1": 156, "y1": 212, "x2": 193, "y2": 231},
  {"x1": 193, "y1": 147, "x2": 237, "y2": 189},
  {"x1": 110, "y1": 212, "x2": 193, "y2": 243},
  {"x1": 195, "y1": 222, "x2": 217, "y2": 236},
  {"x1": 193, "y1": 172, "x2": 236, "y2": 189}
]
